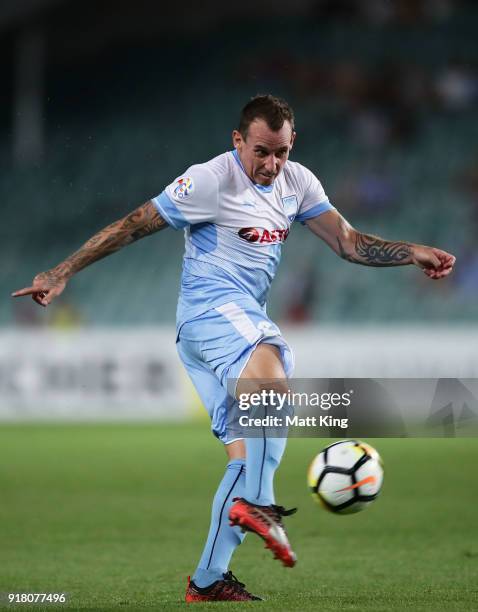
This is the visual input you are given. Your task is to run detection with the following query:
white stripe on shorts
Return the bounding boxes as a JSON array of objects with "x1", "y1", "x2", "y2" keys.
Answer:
[{"x1": 216, "y1": 302, "x2": 261, "y2": 344}]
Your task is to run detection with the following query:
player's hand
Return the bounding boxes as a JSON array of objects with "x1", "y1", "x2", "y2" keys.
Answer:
[
  {"x1": 411, "y1": 245, "x2": 456, "y2": 280},
  {"x1": 11, "y1": 270, "x2": 67, "y2": 307}
]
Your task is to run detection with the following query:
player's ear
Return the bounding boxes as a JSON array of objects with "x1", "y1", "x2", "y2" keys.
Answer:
[
  {"x1": 290, "y1": 131, "x2": 297, "y2": 150},
  {"x1": 232, "y1": 129, "x2": 243, "y2": 150}
]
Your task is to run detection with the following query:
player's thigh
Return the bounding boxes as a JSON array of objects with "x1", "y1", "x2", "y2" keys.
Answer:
[
  {"x1": 240, "y1": 343, "x2": 285, "y2": 379},
  {"x1": 236, "y1": 342, "x2": 289, "y2": 400}
]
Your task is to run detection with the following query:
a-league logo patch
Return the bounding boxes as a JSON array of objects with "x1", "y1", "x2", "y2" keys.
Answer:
[{"x1": 173, "y1": 177, "x2": 194, "y2": 199}]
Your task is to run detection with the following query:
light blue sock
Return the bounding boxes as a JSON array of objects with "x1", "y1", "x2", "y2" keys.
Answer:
[
  {"x1": 192, "y1": 459, "x2": 246, "y2": 588},
  {"x1": 244, "y1": 435, "x2": 287, "y2": 506}
]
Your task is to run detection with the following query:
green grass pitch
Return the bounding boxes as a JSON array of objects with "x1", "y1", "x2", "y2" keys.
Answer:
[{"x1": 0, "y1": 424, "x2": 477, "y2": 611}]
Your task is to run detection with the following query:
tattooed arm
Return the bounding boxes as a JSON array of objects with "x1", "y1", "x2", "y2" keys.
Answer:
[
  {"x1": 306, "y1": 210, "x2": 455, "y2": 279},
  {"x1": 12, "y1": 200, "x2": 167, "y2": 306}
]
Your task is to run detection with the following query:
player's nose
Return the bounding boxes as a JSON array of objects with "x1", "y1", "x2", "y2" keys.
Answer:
[{"x1": 263, "y1": 154, "x2": 277, "y2": 175}]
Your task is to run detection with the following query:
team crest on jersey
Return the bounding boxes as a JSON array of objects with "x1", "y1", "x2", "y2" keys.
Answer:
[
  {"x1": 173, "y1": 177, "x2": 194, "y2": 199},
  {"x1": 282, "y1": 195, "x2": 298, "y2": 222}
]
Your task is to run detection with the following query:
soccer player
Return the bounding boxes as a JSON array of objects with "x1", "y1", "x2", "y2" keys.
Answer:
[{"x1": 13, "y1": 95, "x2": 455, "y2": 602}]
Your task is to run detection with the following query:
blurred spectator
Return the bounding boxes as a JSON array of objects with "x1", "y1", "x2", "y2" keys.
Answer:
[
  {"x1": 334, "y1": 161, "x2": 399, "y2": 215},
  {"x1": 435, "y1": 61, "x2": 478, "y2": 111},
  {"x1": 350, "y1": 108, "x2": 392, "y2": 149},
  {"x1": 356, "y1": 163, "x2": 399, "y2": 212}
]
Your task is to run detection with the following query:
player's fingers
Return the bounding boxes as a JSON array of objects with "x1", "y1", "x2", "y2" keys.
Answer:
[
  {"x1": 32, "y1": 293, "x2": 48, "y2": 307},
  {"x1": 11, "y1": 286, "x2": 39, "y2": 297},
  {"x1": 41, "y1": 287, "x2": 62, "y2": 305},
  {"x1": 441, "y1": 264, "x2": 454, "y2": 273},
  {"x1": 427, "y1": 266, "x2": 453, "y2": 280},
  {"x1": 438, "y1": 252, "x2": 455, "y2": 266},
  {"x1": 423, "y1": 268, "x2": 436, "y2": 278},
  {"x1": 438, "y1": 267, "x2": 454, "y2": 278}
]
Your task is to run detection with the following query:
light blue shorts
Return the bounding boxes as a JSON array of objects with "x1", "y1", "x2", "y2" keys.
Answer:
[{"x1": 177, "y1": 298, "x2": 294, "y2": 444}]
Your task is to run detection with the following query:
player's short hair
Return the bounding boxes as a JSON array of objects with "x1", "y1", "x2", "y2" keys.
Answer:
[{"x1": 238, "y1": 95, "x2": 295, "y2": 139}]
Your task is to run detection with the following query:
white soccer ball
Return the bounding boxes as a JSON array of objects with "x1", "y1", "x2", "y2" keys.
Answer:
[{"x1": 307, "y1": 440, "x2": 384, "y2": 514}]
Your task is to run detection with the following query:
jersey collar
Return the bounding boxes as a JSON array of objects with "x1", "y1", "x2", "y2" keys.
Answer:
[{"x1": 231, "y1": 149, "x2": 274, "y2": 193}]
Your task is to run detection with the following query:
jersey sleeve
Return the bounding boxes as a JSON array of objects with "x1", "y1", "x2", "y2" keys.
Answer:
[
  {"x1": 152, "y1": 164, "x2": 219, "y2": 230},
  {"x1": 295, "y1": 165, "x2": 335, "y2": 224}
]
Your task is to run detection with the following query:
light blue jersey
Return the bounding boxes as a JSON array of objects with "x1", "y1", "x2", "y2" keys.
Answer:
[
  {"x1": 153, "y1": 150, "x2": 334, "y2": 333},
  {"x1": 153, "y1": 150, "x2": 335, "y2": 442}
]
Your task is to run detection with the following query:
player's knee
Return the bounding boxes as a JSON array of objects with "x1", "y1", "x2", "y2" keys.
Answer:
[
  {"x1": 262, "y1": 379, "x2": 289, "y2": 397},
  {"x1": 237, "y1": 379, "x2": 289, "y2": 403},
  {"x1": 225, "y1": 439, "x2": 246, "y2": 461}
]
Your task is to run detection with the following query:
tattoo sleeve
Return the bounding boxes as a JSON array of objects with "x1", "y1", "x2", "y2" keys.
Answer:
[
  {"x1": 336, "y1": 217, "x2": 412, "y2": 267},
  {"x1": 50, "y1": 200, "x2": 167, "y2": 280}
]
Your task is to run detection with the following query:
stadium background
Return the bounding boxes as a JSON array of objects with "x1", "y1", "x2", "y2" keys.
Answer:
[{"x1": 1, "y1": 1, "x2": 477, "y2": 609}]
